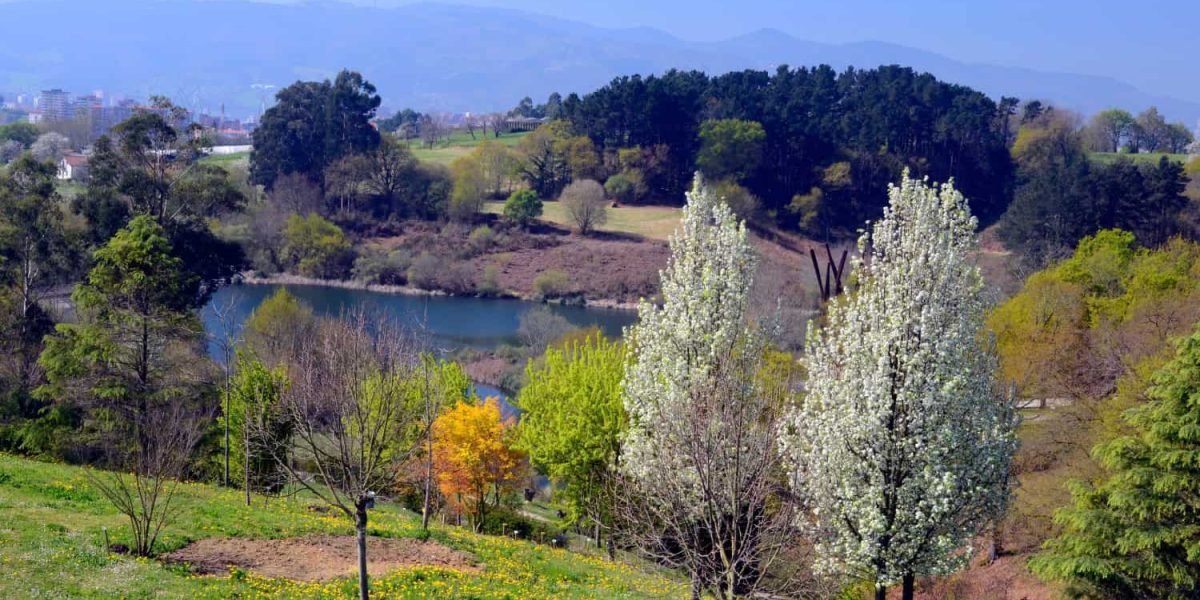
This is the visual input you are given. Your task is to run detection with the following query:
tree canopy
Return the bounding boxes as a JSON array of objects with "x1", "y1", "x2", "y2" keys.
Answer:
[
  {"x1": 1030, "y1": 324, "x2": 1200, "y2": 599},
  {"x1": 251, "y1": 70, "x2": 382, "y2": 189}
]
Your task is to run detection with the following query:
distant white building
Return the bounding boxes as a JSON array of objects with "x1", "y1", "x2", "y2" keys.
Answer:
[
  {"x1": 204, "y1": 144, "x2": 252, "y2": 155},
  {"x1": 57, "y1": 154, "x2": 89, "y2": 181}
]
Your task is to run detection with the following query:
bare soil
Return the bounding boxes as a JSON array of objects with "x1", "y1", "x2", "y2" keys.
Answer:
[
  {"x1": 910, "y1": 553, "x2": 1056, "y2": 600},
  {"x1": 166, "y1": 534, "x2": 480, "y2": 581}
]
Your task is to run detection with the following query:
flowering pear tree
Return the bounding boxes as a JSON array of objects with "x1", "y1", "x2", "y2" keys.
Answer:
[
  {"x1": 620, "y1": 174, "x2": 800, "y2": 599},
  {"x1": 783, "y1": 173, "x2": 1017, "y2": 600}
]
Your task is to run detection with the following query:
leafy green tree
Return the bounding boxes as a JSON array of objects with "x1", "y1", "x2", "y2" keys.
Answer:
[
  {"x1": 242, "y1": 288, "x2": 317, "y2": 369},
  {"x1": 566, "y1": 66, "x2": 1012, "y2": 226},
  {"x1": 1000, "y1": 114, "x2": 1096, "y2": 264},
  {"x1": 282, "y1": 213, "x2": 353, "y2": 278},
  {"x1": 1085, "y1": 109, "x2": 1135, "y2": 153},
  {"x1": 401, "y1": 354, "x2": 471, "y2": 531},
  {"x1": 35, "y1": 218, "x2": 213, "y2": 554},
  {"x1": 0, "y1": 154, "x2": 75, "y2": 421},
  {"x1": 77, "y1": 100, "x2": 246, "y2": 303},
  {"x1": 0, "y1": 155, "x2": 73, "y2": 325},
  {"x1": 222, "y1": 352, "x2": 291, "y2": 502},
  {"x1": 1138, "y1": 156, "x2": 1189, "y2": 245},
  {"x1": 36, "y1": 215, "x2": 212, "y2": 471},
  {"x1": 0, "y1": 122, "x2": 38, "y2": 147},
  {"x1": 448, "y1": 154, "x2": 487, "y2": 221},
  {"x1": 1132, "y1": 107, "x2": 1168, "y2": 153},
  {"x1": 250, "y1": 70, "x2": 382, "y2": 189},
  {"x1": 515, "y1": 333, "x2": 625, "y2": 543},
  {"x1": 604, "y1": 172, "x2": 643, "y2": 204},
  {"x1": 696, "y1": 119, "x2": 765, "y2": 181},
  {"x1": 503, "y1": 189, "x2": 542, "y2": 228},
  {"x1": 1031, "y1": 324, "x2": 1200, "y2": 599},
  {"x1": 516, "y1": 121, "x2": 596, "y2": 198},
  {"x1": 1165, "y1": 123, "x2": 1194, "y2": 154}
]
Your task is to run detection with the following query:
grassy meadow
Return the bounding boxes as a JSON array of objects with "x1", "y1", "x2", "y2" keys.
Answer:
[
  {"x1": 408, "y1": 131, "x2": 529, "y2": 166},
  {"x1": 1088, "y1": 151, "x2": 1190, "y2": 166},
  {"x1": 483, "y1": 200, "x2": 683, "y2": 241},
  {"x1": 0, "y1": 453, "x2": 685, "y2": 599}
]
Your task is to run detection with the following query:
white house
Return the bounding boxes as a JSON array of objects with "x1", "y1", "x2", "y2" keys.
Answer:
[{"x1": 57, "y1": 154, "x2": 89, "y2": 181}]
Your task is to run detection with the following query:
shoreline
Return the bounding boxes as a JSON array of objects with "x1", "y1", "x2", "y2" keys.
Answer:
[{"x1": 237, "y1": 272, "x2": 641, "y2": 312}]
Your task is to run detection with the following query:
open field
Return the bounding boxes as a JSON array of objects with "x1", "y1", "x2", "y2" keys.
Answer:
[
  {"x1": 1089, "y1": 151, "x2": 1190, "y2": 166},
  {"x1": 0, "y1": 453, "x2": 685, "y2": 599},
  {"x1": 409, "y1": 131, "x2": 529, "y2": 166},
  {"x1": 198, "y1": 150, "x2": 250, "y2": 171},
  {"x1": 483, "y1": 200, "x2": 683, "y2": 241}
]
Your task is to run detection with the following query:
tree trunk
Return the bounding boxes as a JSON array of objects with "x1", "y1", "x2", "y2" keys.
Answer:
[
  {"x1": 902, "y1": 573, "x2": 915, "y2": 600},
  {"x1": 244, "y1": 430, "x2": 251, "y2": 506},
  {"x1": 875, "y1": 585, "x2": 887, "y2": 600},
  {"x1": 356, "y1": 504, "x2": 369, "y2": 600},
  {"x1": 421, "y1": 363, "x2": 433, "y2": 531},
  {"x1": 421, "y1": 446, "x2": 432, "y2": 530},
  {"x1": 691, "y1": 573, "x2": 702, "y2": 600}
]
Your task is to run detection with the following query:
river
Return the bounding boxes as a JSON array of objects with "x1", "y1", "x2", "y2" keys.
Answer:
[{"x1": 200, "y1": 283, "x2": 639, "y2": 416}]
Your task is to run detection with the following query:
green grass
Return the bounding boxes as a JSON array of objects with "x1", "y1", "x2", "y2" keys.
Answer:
[
  {"x1": 409, "y1": 131, "x2": 529, "y2": 166},
  {"x1": 0, "y1": 453, "x2": 685, "y2": 599},
  {"x1": 54, "y1": 180, "x2": 86, "y2": 201},
  {"x1": 1089, "y1": 151, "x2": 1190, "y2": 166},
  {"x1": 198, "y1": 151, "x2": 251, "y2": 170},
  {"x1": 484, "y1": 200, "x2": 683, "y2": 241}
]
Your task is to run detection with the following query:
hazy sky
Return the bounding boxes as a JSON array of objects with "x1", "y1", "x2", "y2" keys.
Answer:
[
  {"x1": 343, "y1": 0, "x2": 1197, "y2": 102},
  {"x1": 2, "y1": 0, "x2": 1193, "y2": 101}
]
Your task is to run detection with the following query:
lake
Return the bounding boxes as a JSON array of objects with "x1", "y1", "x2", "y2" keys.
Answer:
[{"x1": 201, "y1": 283, "x2": 639, "y2": 415}]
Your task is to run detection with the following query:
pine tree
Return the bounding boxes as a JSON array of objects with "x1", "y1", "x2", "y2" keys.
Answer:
[
  {"x1": 784, "y1": 172, "x2": 1017, "y2": 599},
  {"x1": 1030, "y1": 325, "x2": 1200, "y2": 599}
]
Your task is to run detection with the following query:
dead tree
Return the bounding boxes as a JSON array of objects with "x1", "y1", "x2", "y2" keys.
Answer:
[{"x1": 809, "y1": 243, "x2": 848, "y2": 302}]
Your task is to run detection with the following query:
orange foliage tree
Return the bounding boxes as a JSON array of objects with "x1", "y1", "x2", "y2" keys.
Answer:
[{"x1": 431, "y1": 397, "x2": 525, "y2": 530}]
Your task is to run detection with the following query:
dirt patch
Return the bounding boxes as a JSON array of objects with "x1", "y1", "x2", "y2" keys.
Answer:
[
  {"x1": 912, "y1": 553, "x2": 1056, "y2": 600},
  {"x1": 166, "y1": 534, "x2": 480, "y2": 581}
]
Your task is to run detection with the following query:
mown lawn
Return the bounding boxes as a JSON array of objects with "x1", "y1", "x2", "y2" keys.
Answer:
[
  {"x1": 0, "y1": 453, "x2": 685, "y2": 599},
  {"x1": 1089, "y1": 151, "x2": 1189, "y2": 166},
  {"x1": 198, "y1": 151, "x2": 251, "y2": 171},
  {"x1": 484, "y1": 200, "x2": 683, "y2": 241},
  {"x1": 408, "y1": 131, "x2": 528, "y2": 165}
]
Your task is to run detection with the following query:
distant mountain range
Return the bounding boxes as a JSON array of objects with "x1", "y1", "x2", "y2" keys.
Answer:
[{"x1": 2, "y1": 0, "x2": 1198, "y2": 124}]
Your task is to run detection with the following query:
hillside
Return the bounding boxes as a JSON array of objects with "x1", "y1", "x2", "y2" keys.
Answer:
[
  {"x1": 0, "y1": 453, "x2": 685, "y2": 599},
  {"x1": 1, "y1": 0, "x2": 1198, "y2": 121}
]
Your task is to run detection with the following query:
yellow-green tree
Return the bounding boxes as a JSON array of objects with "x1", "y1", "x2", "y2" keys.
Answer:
[
  {"x1": 988, "y1": 229, "x2": 1200, "y2": 551},
  {"x1": 282, "y1": 213, "x2": 353, "y2": 278},
  {"x1": 242, "y1": 288, "x2": 316, "y2": 367},
  {"x1": 515, "y1": 333, "x2": 625, "y2": 544}
]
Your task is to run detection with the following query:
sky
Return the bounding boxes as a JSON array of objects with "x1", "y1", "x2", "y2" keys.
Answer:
[
  {"x1": 1, "y1": 0, "x2": 1193, "y2": 102},
  {"x1": 331, "y1": 0, "x2": 1198, "y2": 103}
]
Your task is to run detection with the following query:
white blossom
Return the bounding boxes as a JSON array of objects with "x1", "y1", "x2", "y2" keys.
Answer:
[
  {"x1": 619, "y1": 175, "x2": 800, "y2": 598},
  {"x1": 781, "y1": 172, "x2": 1017, "y2": 588},
  {"x1": 621, "y1": 173, "x2": 760, "y2": 499}
]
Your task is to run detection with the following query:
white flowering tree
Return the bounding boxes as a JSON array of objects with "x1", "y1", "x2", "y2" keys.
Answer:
[
  {"x1": 783, "y1": 173, "x2": 1017, "y2": 600},
  {"x1": 620, "y1": 174, "x2": 801, "y2": 599}
]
